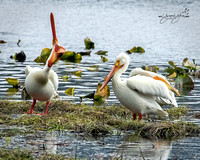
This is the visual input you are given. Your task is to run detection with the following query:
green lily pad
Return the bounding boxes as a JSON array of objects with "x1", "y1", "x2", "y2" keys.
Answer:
[
  {"x1": 6, "y1": 78, "x2": 20, "y2": 88},
  {"x1": 84, "y1": 37, "x2": 95, "y2": 50},
  {"x1": 73, "y1": 70, "x2": 82, "y2": 77},
  {"x1": 65, "y1": 88, "x2": 75, "y2": 96},
  {"x1": 175, "y1": 74, "x2": 194, "y2": 95},
  {"x1": 87, "y1": 65, "x2": 99, "y2": 71},
  {"x1": 34, "y1": 48, "x2": 52, "y2": 64},
  {"x1": 101, "y1": 56, "x2": 108, "y2": 62},
  {"x1": 77, "y1": 51, "x2": 91, "y2": 56},
  {"x1": 61, "y1": 51, "x2": 82, "y2": 62},
  {"x1": 167, "y1": 72, "x2": 177, "y2": 79},
  {"x1": 80, "y1": 82, "x2": 110, "y2": 104},
  {"x1": 95, "y1": 82, "x2": 110, "y2": 99},
  {"x1": 62, "y1": 75, "x2": 68, "y2": 82},
  {"x1": 95, "y1": 50, "x2": 108, "y2": 55},
  {"x1": 129, "y1": 46, "x2": 145, "y2": 53}
]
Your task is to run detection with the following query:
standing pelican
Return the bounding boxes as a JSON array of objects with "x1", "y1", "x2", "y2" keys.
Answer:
[
  {"x1": 100, "y1": 52, "x2": 180, "y2": 120},
  {"x1": 24, "y1": 13, "x2": 66, "y2": 115}
]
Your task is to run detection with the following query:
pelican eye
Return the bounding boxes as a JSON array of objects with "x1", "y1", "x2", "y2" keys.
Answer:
[
  {"x1": 57, "y1": 52, "x2": 64, "y2": 58},
  {"x1": 115, "y1": 60, "x2": 120, "y2": 66}
]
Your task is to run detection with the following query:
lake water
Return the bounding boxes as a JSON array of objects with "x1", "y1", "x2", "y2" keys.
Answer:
[{"x1": 0, "y1": 0, "x2": 200, "y2": 159}]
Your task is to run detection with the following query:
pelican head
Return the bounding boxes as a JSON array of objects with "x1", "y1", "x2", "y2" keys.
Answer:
[
  {"x1": 48, "y1": 13, "x2": 66, "y2": 68},
  {"x1": 100, "y1": 52, "x2": 129, "y2": 91}
]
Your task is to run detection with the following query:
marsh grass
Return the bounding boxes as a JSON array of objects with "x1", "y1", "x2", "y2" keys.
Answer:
[
  {"x1": 0, "y1": 148, "x2": 74, "y2": 160},
  {"x1": 0, "y1": 100, "x2": 199, "y2": 138}
]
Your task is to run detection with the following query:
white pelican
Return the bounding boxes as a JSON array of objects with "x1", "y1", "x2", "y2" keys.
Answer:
[
  {"x1": 100, "y1": 52, "x2": 180, "y2": 120},
  {"x1": 25, "y1": 13, "x2": 66, "y2": 115}
]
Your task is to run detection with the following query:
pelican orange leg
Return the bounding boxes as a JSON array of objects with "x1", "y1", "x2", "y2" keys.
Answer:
[
  {"x1": 133, "y1": 113, "x2": 137, "y2": 120},
  {"x1": 37, "y1": 101, "x2": 50, "y2": 116},
  {"x1": 26, "y1": 98, "x2": 36, "y2": 114},
  {"x1": 138, "y1": 113, "x2": 143, "y2": 120}
]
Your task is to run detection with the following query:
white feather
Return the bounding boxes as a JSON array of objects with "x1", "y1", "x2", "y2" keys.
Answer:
[{"x1": 127, "y1": 75, "x2": 172, "y2": 101}]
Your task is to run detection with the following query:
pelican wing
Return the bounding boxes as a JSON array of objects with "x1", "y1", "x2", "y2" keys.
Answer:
[{"x1": 127, "y1": 75, "x2": 172, "y2": 100}]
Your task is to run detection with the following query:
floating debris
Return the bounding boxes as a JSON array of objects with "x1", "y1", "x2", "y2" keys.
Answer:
[
  {"x1": 0, "y1": 40, "x2": 7, "y2": 43},
  {"x1": 65, "y1": 88, "x2": 75, "y2": 96},
  {"x1": 84, "y1": 37, "x2": 95, "y2": 49},
  {"x1": 17, "y1": 39, "x2": 21, "y2": 46},
  {"x1": 95, "y1": 50, "x2": 108, "y2": 55},
  {"x1": 10, "y1": 51, "x2": 26, "y2": 62}
]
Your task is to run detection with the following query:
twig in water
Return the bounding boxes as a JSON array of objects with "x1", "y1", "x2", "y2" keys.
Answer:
[{"x1": 139, "y1": 147, "x2": 145, "y2": 160}]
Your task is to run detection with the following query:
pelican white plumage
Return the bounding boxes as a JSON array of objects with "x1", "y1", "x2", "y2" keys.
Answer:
[
  {"x1": 24, "y1": 13, "x2": 66, "y2": 115},
  {"x1": 100, "y1": 52, "x2": 180, "y2": 120},
  {"x1": 129, "y1": 68, "x2": 179, "y2": 108}
]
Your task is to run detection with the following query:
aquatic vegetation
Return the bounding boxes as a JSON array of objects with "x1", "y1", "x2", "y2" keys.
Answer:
[
  {"x1": 101, "y1": 56, "x2": 108, "y2": 62},
  {"x1": 167, "y1": 106, "x2": 189, "y2": 119},
  {"x1": 60, "y1": 51, "x2": 82, "y2": 62},
  {"x1": 142, "y1": 65, "x2": 159, "y2": 73},
  {"x1": 138, "y1": 121, "x2": 199, "y2": 139},
  {"x1": 62, "y1": 75, "x2": 69, "y2": 82},
  {"x1": 65, "y1": 88, "x2": 75, "y2": 96},
  {"x1": 0, "y1": 101, "x2": 199, "y2": 139},
  {"x1": 128, "y1": 46, "x2": 145, "y2": 54},
  {"x1": 73, "y1": 70, "x2": 82, "y2": 77},
  {"x1": 95, "y1": 50, "x2": 108, "y2": 55},
  {"x1": 34, "y1": 48, "x2": 51, "y2": 64},
  {"x1": 10, "y1": 51, "x2": 26, "y2": 62},
  {"x1": 80, "y1": 82, "x2": 110, "y2": 105},
  {"x1": 84, "y1": 37, "x2": 94, "y2": 49},
  {"x1": 0, "y1": 148, "x2": 72, "y2": 160},
  {"x1": 6, "y1": 87, "x2": 19, "y2": 96},
  {"x1": 0, "y1": 148, "x2": 33, "y2": 160},
  {"x1": 6, "y1": 78, "x2": 20, "y2": 88},
  {"x1": 77, "y1": 51, "x2": 91, "y2": 56},
  {"x1": 34, "y1": 49, "x2": 82, "y2": 64},
  {"x1": 165, "y1": 61, "x2": 194, "y2": 95},
  {"x1": 87, "y1": 65, "x2": 99, "y2": 71},
  {"x1": 0, "y1": 40, "x2": 7, "y2": 43}
]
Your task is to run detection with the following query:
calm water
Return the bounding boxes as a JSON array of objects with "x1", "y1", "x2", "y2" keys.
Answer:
[{"x1": 0, "y1": 0, "x2": 200, "y2": 159}]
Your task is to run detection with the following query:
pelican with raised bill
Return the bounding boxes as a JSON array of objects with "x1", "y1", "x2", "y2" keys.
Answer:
[
  {"x1": 100, "y1": 52, "x2": 180, "y2": 120},
  {"x1": 24, "y1": 13, "x2": 66, "y2": 116}
]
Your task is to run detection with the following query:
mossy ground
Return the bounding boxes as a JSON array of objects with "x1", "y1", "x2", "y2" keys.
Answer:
[
  {"x1": 0, "y1": 100, "x2": 199, "y2": 138},
  {"x1": 0, "y1": 100, "x2": 200, "y2": 159},
  {"x1": 0, "y1": 148, "x2": 72, "y2": 160}
]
